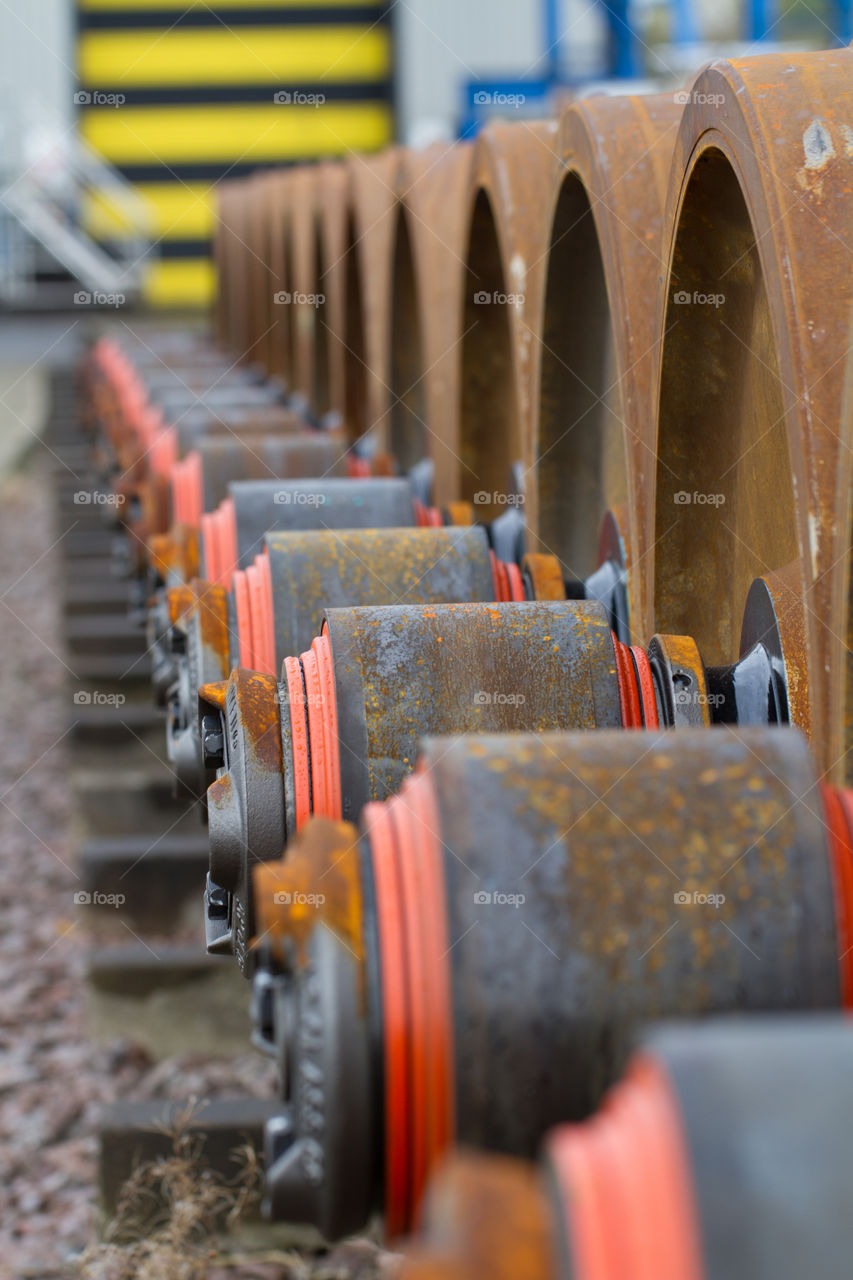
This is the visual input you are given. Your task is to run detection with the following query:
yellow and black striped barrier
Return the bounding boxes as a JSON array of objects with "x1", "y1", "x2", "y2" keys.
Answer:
[{"x1": 76, "y1": 0, "x2": 394, "y2": 307}]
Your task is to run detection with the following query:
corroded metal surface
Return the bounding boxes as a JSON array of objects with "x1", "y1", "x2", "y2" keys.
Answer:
[
  {"x1": 393, "y1": 144, "x2": 474, "y2": 501},
  {"x1": 214, "y1": 179, "x2": 253, "y2": 356},
  {"x1": 401, "y1": 1151, "x2": 555, "y2": 1280},
  {"x1": 171, "y1": 404, "x2": 307, "y2": 454},
  {"x1": 313, "y1": 161, "x2": 349, "y2": 422},
  {"x1": 247, "y1": 726, "x2": 843, "y2": 1243},
  {"x1": 265, "y1": 169, "x2": 294, "y2": 387},
  {"x1": 286, "y1": 166, "x2": 321, "y2": 404},
  {"x1": 421, "y1": 727, "x2": 839, "y2": 1141},
  {"x1": 266, "y1": 525, "x2": 495, "y2": 662},
  {"x1": 246, "y1": 170, "x2": 282, "y2": 375},
  {"x1": 165, "y1": 579, "x2": 233, "y2": 795},
  {"x1": 252, "y1": 820, "x2": 375, "y2": 1237},
  {"x1": 197, "y1": 432, "x2": 347, "y2": 511},
  {"x1": 205, "y1": 668, "x2": 285, "y2": 971},
  {"x1": 521, "y1": 553, "x2": 567, "y2": 601},
  {"x1": 72, "y1": 57, "x2": 853, "y2": 1259},
  {"x1": 149, "y1": 524, "x2": 200, "y2": 586},
  {"x1": 844, "y1": 316, "x2": 853, "y2": 785},
  {"x1": 329, "y1": 599, "x2": 620, "y2": 817},
  {"x1": 206, "y1": 534, "x2": 527, "y2": 954},
  {"x1": 459, "y1": 122, "x2": 558, "y2": 519},
  {"x1": 650, "y1": 48, "x2": 853, "y2": 778},
  {"x1": 530, "y1": 93, "x2": 681, "y2": 637},
  {"x1": 174, "y1": 481, "x2": 419, "y2": 796},
  {"x1": 346, "y1": 149, "x2": 403, "y2": 444},
  {"x1": 229, "y1": 475, "x2": 417, "y2": 571}
]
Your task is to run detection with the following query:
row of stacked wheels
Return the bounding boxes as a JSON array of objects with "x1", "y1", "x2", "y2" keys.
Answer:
[{"x1": 82, "y1": 46, "x2": 853, "y2": 1279}]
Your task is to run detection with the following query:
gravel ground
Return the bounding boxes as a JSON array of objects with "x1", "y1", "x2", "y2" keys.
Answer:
[{"x1": 0, "y1": 454, "x2": 291, "y2": 1279}]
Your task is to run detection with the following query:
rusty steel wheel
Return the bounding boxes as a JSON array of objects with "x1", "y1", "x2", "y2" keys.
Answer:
[
  {"x1": 403, "y1": 1017, "x2": 853, "y2": 1280},
  {"x1": 650, "y1": 47, "x2": 853, "y2": 779},
  {"x1": 344, "y1": 149, "x2": 402, "y2": 446},
  {"x1": 203, "y1": 571, "x2": 801, "y2": 968},
  {"x1": 843, "y1": 308, "x2": 853, "y2": 785},
  {"x1": 201, "y1": 475, "x2": 419, "y2": 589},
  {"x1": 129, "y1": 405, "x2": 310, "y2": 549},
  {"x1": 391, "y1": 143, "x2": 474, "y2": 497},
  {"x1": 164, "y1": 493, "x2": 498, "y2": 812},
  {"x1": 210, "y1": 182, "x2": 233, "y2": 352},
  {"x1": 169, "y1": 433, "x2": 347, "y2": 535},
  {"x1": 255, "y1": 169, "x2": 289, "y2": 388},
  {"x1": 530, "y1": 92, "x2": 681, "y2": 638},
  {"x1": 459, "y1": 120, "x2": 558, "y2": 519},
  {"x1": 284, "y1": 167, "x2": 321, "y2": 406},
  {"x1": 149, "y1": 524, "x2": 201, "y2": 588},
  {"x1": 250, "y1": 726, "x2": 850, "y2": 1240},
  {"x1": 219, "y1": 181, "x2": 251, "y2": 358},
  {"x1": 162, "y1": 579, "x2": 232, "y2": 798},
  {"x1": 244, "y1": 170, "x2": 282, "y2": 377},
  {"x1": 202, "y1": 551, "x2": 546, "y2": 967},
  {"x1": 214, "y1": 179, "x2": 254, "y2": 357},
  {"x1": 312, "y1": 161, "x2": 349, "y2": 425},
  {"x1": 153, "y1": 433, "x2": 347, "y2": 585},
  {"x1": 161, "y1": 477, "x2": 423, "y2": 795},
  {"x1": 235, "y1": 525, "x2": 500, "y2": 676},
  {"x1": 266, "y1": 169, "x2": 298, "y2": 391}
]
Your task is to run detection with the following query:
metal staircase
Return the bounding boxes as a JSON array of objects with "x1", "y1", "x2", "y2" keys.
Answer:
[{"x1": 0, "y1": 110, "x2": 155, "y2": 308}]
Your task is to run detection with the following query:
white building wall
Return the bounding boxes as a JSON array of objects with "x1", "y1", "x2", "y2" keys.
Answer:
[{"x1": 0, "y1": 0, "x2": 74, "y2": 130}]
